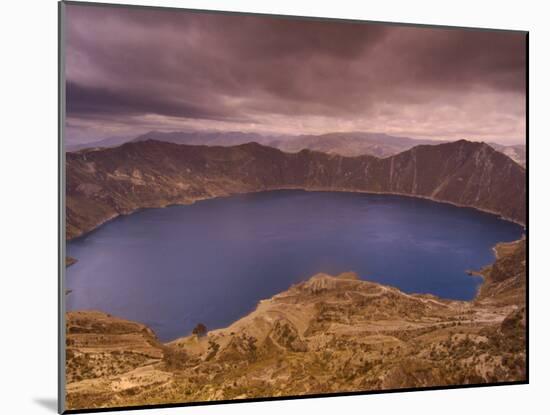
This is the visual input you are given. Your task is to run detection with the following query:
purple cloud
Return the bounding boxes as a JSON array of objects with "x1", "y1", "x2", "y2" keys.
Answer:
[{"x1": 64, "y1": 3, "x2": 526, "y2": 145}]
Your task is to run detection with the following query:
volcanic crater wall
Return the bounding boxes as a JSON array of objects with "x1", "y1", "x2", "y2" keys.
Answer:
[{"x1": 66, "y1": 139, "x2": 526, "y2": 239}]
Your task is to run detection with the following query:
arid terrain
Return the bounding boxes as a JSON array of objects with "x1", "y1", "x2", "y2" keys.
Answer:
[{"x1": 65, "y1": 237, "x2": 526, "y2": 410}]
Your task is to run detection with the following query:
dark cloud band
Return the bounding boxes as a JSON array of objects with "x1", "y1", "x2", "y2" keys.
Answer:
[{"x1": 64, "y1": 3, "x2": 526, "y2": 145}]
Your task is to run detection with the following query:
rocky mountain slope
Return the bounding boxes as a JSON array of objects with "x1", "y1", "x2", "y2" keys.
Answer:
[
  {"x1": 66, "y1": 139, "x2": 525, "y2": 240},
  {"x1": 65, "y1": 239, "x2": 526, "y2": 410},
  {"x1": 273, "y1": 135, "x2": 525, "y2": 166}
]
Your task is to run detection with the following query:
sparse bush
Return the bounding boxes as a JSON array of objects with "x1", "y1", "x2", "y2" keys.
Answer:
[{"x1": 192, "y1": 323, "x2": 208, "y2": 337}]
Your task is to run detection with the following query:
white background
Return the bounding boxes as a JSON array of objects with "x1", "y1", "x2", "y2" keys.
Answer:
[{"x1": 1, "y1": 0, "x2": 546, "y2": 414}]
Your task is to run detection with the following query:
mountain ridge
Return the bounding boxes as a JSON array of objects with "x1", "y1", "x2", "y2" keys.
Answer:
[
  {"x1": 66, "y1": 139, "x2": 525, "y2": 240},
  {"x1": 67, "y1": 130, "x2": 526, "y2": 166}
]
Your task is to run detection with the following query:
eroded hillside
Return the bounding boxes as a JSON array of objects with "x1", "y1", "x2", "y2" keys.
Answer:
[
  {"x1": 66, "y1": 140, "x2": 526, "y2": 240},
  {"x1": 65, "y1": 239, "x2": 526, "y2": 411}
]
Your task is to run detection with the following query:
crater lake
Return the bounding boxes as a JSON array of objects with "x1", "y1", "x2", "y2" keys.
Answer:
[{"x1": 66, "y1": 190, "x2": 524, "y2": 341}]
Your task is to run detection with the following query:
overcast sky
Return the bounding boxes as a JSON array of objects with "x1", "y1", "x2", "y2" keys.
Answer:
[{"x1": 64, "y1": 4, "x2": 526, "y2": 145}]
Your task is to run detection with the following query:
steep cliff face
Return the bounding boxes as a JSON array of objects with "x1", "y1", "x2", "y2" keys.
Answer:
[
  {"x1": 476, "y1": 239, "x2": 527, "y2": 306},
  {"x1": 66, "y1": 139, "x2": 525, "y2": 239},
  {"x1": 65, "y1": 239, "x2": 526, "y2": 410}
]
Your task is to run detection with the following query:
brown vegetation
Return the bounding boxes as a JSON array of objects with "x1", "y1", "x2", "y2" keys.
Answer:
[{"x1": 65, "y1": 239, "x2": 526, "y2": 410}]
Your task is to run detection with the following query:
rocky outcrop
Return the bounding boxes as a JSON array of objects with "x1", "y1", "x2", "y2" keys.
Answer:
[
  {"x1": 476, "y1": 239, "x2": 527, "y2": 306},
  {"x1": 65, "y1": 240, "x2": 526, "y2": 410},
  {"x1": 66, "y1": 139, "x2": 526, "y2": 239}
]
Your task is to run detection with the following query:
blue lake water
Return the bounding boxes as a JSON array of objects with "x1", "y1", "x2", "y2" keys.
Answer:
[{"x1": 66, "y1": 190, "x2": 524, "y2": 341}]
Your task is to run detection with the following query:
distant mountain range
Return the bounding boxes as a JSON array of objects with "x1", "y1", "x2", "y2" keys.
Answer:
[
  {"x1": 133, "y1": 130, "x2": 290, "y2": 147},
  {"x1": 270, "y1": 132, "x2": 439, "y2": 158},
  {"x1": 66, "y1": 139, "x2": 525, "y2": 239},
  {"x1": 65, "y1": 135, "x2": 134, "y2": 152},
  {"x1": 487, "y1": 143, "x2": 526, "y2": 167},
  {"x1": 67, "y1": 130, "x2": 526, "y2": 166},
  {"x1": 131, "y1": 131, "x2": 438, "y2": 158}
]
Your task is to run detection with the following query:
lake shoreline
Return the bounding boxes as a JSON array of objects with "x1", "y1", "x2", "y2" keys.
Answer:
[
  {"x1": 66, "y1": 190, "x2": 524, "y2": 342},
  {"x1": 66, "y1": 237, "x2": 526, "y2": 347},
  {"x1": 67, "y1": 187, "x2": 526, "y2": 243}
]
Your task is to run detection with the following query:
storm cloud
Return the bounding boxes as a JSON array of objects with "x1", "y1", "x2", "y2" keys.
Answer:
[{"x1": 64, "y1": 3, "x2": 526, "y2": 145}]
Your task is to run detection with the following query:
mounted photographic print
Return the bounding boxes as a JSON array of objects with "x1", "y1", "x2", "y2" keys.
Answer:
[{"x1": 59, "y1": 1, "x2": 528, "y2": 413}]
